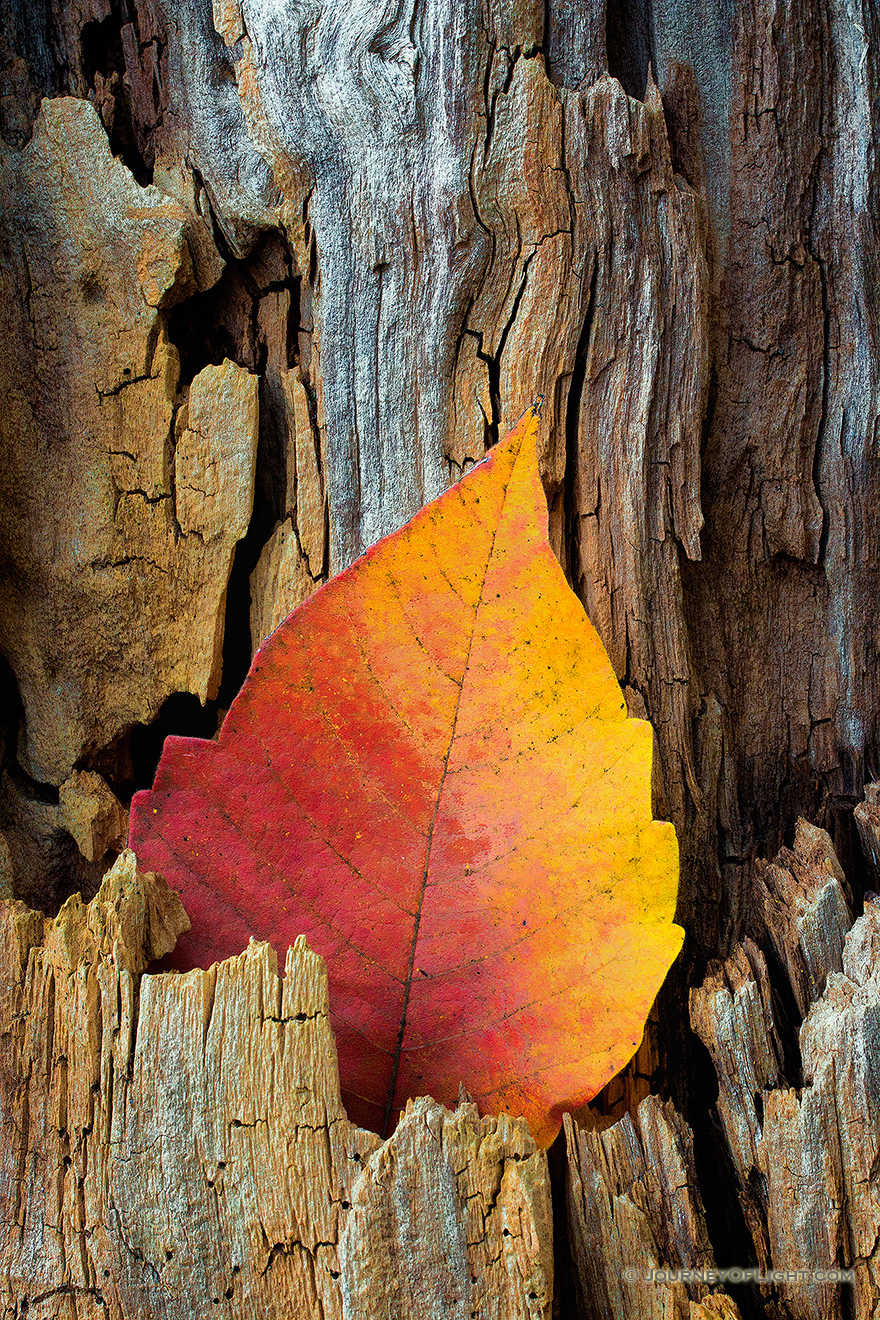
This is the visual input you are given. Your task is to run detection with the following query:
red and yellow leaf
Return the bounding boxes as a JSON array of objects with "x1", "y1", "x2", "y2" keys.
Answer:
[{"x1": 130, "y1": 409, "x2": 683, "y2": 1147}]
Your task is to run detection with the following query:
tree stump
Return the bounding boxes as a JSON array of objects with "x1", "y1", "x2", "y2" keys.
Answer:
[{"x1": 1, "y1": 0, "x2": 879, "y2": 1314}]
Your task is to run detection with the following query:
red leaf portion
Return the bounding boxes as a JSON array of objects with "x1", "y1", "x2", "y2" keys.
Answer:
[{"x1": 130, "y1": 411, "x2": 683, "y2": 1146}]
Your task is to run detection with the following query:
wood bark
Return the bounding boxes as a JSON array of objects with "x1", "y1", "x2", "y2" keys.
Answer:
[{"x1": 1, "y1": 0, "x2": 879, "y2": 1315}]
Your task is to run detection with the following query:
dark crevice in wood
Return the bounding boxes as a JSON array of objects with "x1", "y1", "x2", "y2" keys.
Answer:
[
  {"x1": 687, "y1": 1045, "x2": 764, "y2": 1320},
  {"x1": 0, "y1": 655, "x2": 106, "y2": 911},
  {"x1": 4, "y1": 809, "x2": 104, "y2": 915},
  {"x1": 216, "y1": 534, "x2": 265, "y2": 710},
  {"x1": 80, "y1": 13, "x2": 152, "y2": 186},
  {"x1": 219, "y1": 292, "x2": 300, "y2": 706},
  {"x1": 76, "y1": 229, "x2": 305, "y2": 817},
  {"x1": 166, "y1": 231, "x2": 295, "y2": 390},
  {"x1": 699, "y1": 364, "x2": 719, "y2": 460},
  {"x1": 604, "y1": 0, "x2": 656, "y2": 101},
  {"x1": 168, "y1": 228, "x2": 302, "y2": 712},
  {"x1": 741, "y1": 923, "x2": 804, "y2": 1092},
  {"x1": 0, "y1": 655, "x2": 56, "y2": 805},
  {"x1": 547, "y1": 1128, "x2": 577, "y2": 1320},
  {"x1": 562, "y1": 253, "x2": 597, "y2": 589},
  {"x1": 806, "y1": 46, "x2": 831, "y2": 573},
  {"x1": 108, "y1": 692, "x2": 223, "y2": 806},
  {"x1": 824, "y1": 796, "x2": 873, "y2": 921}
]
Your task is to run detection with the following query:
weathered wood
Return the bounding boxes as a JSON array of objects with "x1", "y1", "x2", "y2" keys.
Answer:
[
  {"x1": 58, "y1": 771, "x2": 129, "y2": 865},
  {"x1": 692, "y1": 820, "x2": 879, "y2": 1319},
  {"x1": 565, "y1": 1098, "x2": 742, "y2": 1320},
  {"x1": 0, "y1": 853, "x2": 553, "y2": 1318},
  {"x1": 0, "y1": 95, "x2": 252, "y2": 894},
  {"x1": 5, "y1": 820, "x2": 876, "y2": 1316},
  {"x1": 3, "y1": 0, "x2": 879, "y2": 954},
  {"x1": 3, "y1": 0, "x2": 880, "y2": 1311},
  {"x1": 751, "y1": 816, "x2": 852, "y2": 1017},
  {"x1": 690, "y1": 938, "x2": 786, "y2": 1275},
  {"x1": 854, "y1": 782, "x2": 880, "y2": 885}
]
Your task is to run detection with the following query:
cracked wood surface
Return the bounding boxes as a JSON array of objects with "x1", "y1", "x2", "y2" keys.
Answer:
[
  {"x1": 692, "y1": 818, "x2": 880, "y2": 1319},
  {"x1": 0, "y1": 98, "x2": 251, "y2": 789},
  {"x1": 565, "y1": 1099, "x2": 743, "y2": 1320},
  {"x1": 0, "y1": 852, "x2": 553, "y2": 1319},
  {"x1": 1, "y1": 0, "x2": 878, "y2": 969},
  {"x1": 2, "y1": 0, "x2": 880, "y2": 1311},
  {"x1": 4, "y1": 817, "x2": 875, "y2": 1317}
]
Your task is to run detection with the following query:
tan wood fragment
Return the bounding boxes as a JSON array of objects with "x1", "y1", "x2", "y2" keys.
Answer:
[
  {"x1": 0, "y1": 853, "x2": 552, "y2": 1320},
  {"x1": 59, "y1": 771, "x2": 129, "y2": 864},
  {"x1": 565, "y1": 1096, "x2": 740, "y2": 1320},
  {"x1": 752, "y1": 817, "x2": 852, "y2": 1015}
]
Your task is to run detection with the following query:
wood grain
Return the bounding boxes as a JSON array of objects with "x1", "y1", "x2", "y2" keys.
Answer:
[
  {"x1": 2, "y1": 0, "x2": 880, "y2": 1308},
  {"x1": 0, "y1": 852, "x2": 552, "y2": 1319}
]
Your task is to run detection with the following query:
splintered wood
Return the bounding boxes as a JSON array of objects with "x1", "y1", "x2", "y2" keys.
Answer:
[
  {"x1": 565, "y1": 1098, "x2": 741, "y2": 1320},
  {"x1": 0, "y1": 852, "x2": 552, "y2": 1320},
  {"x1": 2, "y1": 807, "x2": 879, "y2": 1318},
  {"x1": 564, "y1": 812, "x2": 879, "y2": 1320},
  {"x1": 691, "y1": 818, "x2": 880, "y2": 1320}
]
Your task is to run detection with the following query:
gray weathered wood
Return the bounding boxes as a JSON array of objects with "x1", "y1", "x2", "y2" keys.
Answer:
[{"x1": 692, "y1": 819, "x2": 879, "y2": 1319}]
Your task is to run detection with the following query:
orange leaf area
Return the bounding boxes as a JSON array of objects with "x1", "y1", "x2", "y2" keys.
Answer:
[{"x1": 130, "y1": 410, "x2": 683, "y2": 1147}]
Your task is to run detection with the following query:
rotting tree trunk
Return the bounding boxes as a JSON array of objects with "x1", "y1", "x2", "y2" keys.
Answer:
[{"x1": 1, "y1": 0, "x2": 879, "y2": 1316}]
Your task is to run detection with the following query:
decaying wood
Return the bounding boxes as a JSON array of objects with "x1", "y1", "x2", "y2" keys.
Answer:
[
  {"x1": 3, "y1": 0, "x2": 880, "y2": 1312},
  {"x1": 751, "y1": 817, "x2": 852, "y2": 1018},
  {"x1": 565, "y1": 1099, "x2": 742, "y2": 1320},
  {"x1": 0, "y1": 97, "x2": 236, "y2": 790},
  {"x1": 692, "y1": 819, "x2": 880, "y2": 1320},
  {"x1": 3, "y1": 0, "x2": 878, "y2": 961},
  {"x1": 0, "y1": 852, "x2": 553, "y2": 1319},
  {"x1": 854, "y1": 783, "x2": 880, "y2": 885},
  {"x1": 58, "y1": 771, "x2": 129, "y2": 865},
  {"x1": 4, "y1": 815, "x2": 876, "y2": 1317}
]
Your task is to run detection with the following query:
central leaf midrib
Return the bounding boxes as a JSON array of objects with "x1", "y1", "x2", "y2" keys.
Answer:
[{"x1": 381, "y1": 441, "x2": 520, "y2": 1137}]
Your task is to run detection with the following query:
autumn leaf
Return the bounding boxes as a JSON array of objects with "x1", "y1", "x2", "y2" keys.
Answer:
[{"x1": 130, "y1": 408, "x2": 683, "y2": 1147}]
